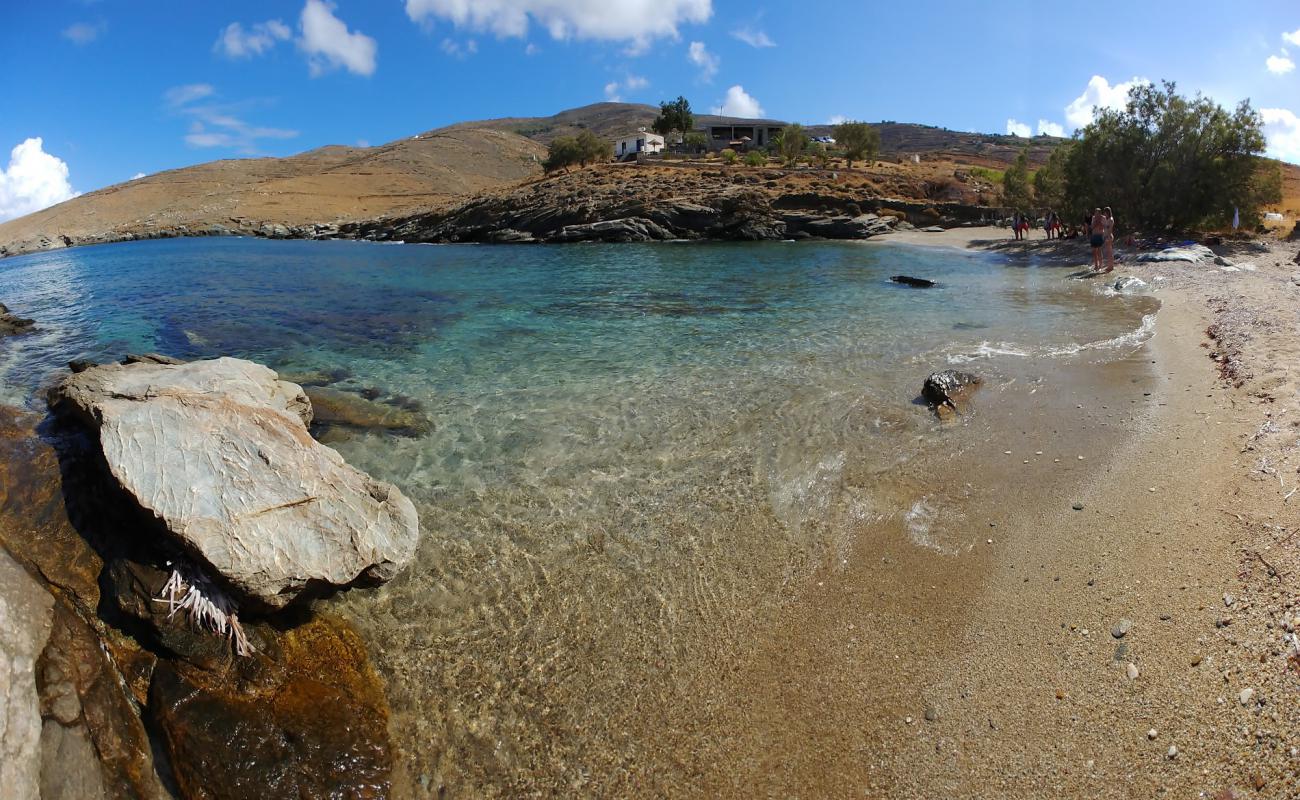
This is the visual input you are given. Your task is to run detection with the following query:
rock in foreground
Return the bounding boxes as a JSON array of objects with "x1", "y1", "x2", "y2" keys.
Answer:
[
  {"x1": 921, "y1": 370, "x2": 982, "y2": 418},
  {"x1": 49, "y1": 357, "x2": 420, "y2": 610},
  {"x1": 1, "y1": 302, "x2": 36, "y2": 337}
]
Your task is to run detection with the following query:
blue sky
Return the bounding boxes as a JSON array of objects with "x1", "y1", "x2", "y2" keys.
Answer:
[{"x1": 2, "y1": 1, "x2": 1299, "y2": 221}]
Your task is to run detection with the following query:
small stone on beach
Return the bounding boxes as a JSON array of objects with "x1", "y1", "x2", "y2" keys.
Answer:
[
  {"x1": 1126, "y1": 662, "x2": 1140, "y2": 680},
  {"x1": 1112, "y1": 619, "x2": 1132, "y2": 638},
  {"x1": 1072, "y1": 502, "x2": 1084, "y2": 511},
  {"x1": 1166, "y1": 745, "x2": 1178, "y2": 760},
  {"x1": 1239, "y1": 688, "x2": 1255, "y2": 706},
  {"x1": 1147, "y1": 728, "x2": 1158, "y2": 740}
]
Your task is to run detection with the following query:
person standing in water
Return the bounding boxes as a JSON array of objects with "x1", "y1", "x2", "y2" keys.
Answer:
[
  {"x1": 1102, "y1": 206, "x2": 1116, "y2": 272},
  {"x1": 1089, "y1": 207, "x2": 1105, "y2": 271}
]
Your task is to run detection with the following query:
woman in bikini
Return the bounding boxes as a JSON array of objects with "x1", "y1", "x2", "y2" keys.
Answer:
[
  {"x1": 1089, "y1": 207, "x2": 1105, "y2": 271},
  {"x1": 1102, "y1": 206, "x2": 1116, "y2": 272}
]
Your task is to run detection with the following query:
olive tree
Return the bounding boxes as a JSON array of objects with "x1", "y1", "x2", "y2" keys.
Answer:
[{"x1": 833, "y1": 121, "x2": 880, "y2": 169}]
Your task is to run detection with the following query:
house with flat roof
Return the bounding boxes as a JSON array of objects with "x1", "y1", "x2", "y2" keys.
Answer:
[
  {"x1": 696, "y1": 116, "x2": 788, "y2": 151},
  {"x1": 614, "y1": 131, "x2": 665, "y2": 160}
]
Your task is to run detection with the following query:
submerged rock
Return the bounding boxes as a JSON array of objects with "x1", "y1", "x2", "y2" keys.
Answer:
[
  {"x1": 890, "y1": 275, "x2": 936, "y2": 288},
  {"x1": 921, "y1": 370, "x2": 982, "y2": 417},
  {"x1": 150, "y1": 614, "x2": 392, "y2": 800},
  {"x1": 49, "y1": 357, "x2": 420, "y2": 610},
  {"x1": 305, "y1": 385, "x2": 432, "y2": 437},
  {"x1": 1112, "y1": 276, "x2": 1147, "y2": 292},
  {"x1": 1, "y1": 302, "x2": 36, "y2": 337}
]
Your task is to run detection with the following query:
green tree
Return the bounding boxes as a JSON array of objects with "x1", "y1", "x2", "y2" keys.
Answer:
[
  {"x1": 543, "y1": 136, "x2": 581, "y2": 173},
  {"x1": 744, "y1": 150, "x2": 766, "y2": 167},
  {"x1": 1063, "y1": 81, "x2": 1278, "y2": 230},
  {"x1": 683, "y1": 131, "x2": 708, "y2": 151},
  {"x1": 1033, "y1": 144, "x2": 1070, "y2": 211},
  {"x1": 833, "y1": 121, "x2": 880, "y2": 169},
  {"x1": 720, "y1": 148, "x2": 739, "y2": 164},
  {"x1": 575, "y1": 129, "x2": 611, "y2": 165},
  {"x1": 652, "y1": 96, "x2": 695, "y2": 143},
  {"x1": 1002, "y1": 148, "x2": 1034, "y2": 212},
  {"x1": 775, "y1": 123, "x2": 808, "y2": 166}
]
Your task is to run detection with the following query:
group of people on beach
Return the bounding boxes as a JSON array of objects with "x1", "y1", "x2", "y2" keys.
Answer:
[{"x1": 1008, "y1": 207, "x2": 1117, "y2": 273}]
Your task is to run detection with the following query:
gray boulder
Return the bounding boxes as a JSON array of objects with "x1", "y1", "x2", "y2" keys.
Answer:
[
  {"x1": 0, "y1": 550, "x2": 55, "y2": 800},
  {"x1": 550, "y1": 217, "x2": 675, "y2": 243},
  {"x1": 0, "y1": 302, "x2": 36, "y2": 337},
  {"x1": 49, "y1": 357, "x2": 420, "y2": 610}
]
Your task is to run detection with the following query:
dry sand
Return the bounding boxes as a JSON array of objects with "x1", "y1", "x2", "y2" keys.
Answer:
[{"x1": 791, "y1": 225, "x2": 1300, "y2": 798}]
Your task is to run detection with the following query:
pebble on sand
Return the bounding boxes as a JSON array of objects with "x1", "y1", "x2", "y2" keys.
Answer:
[
  {"x1": 1166, "y1": 745, "x2": 1178, "y2": 760},
  {"x1": 1126, "y1": 663, "x2": 1140, "y2": 680},
  {"x1": 1112, "y1": 619, "x2": 1133, "y2": 638},
  {"x1": 1239, "y1": 688, "x2": 1256, "y2": 706},
  {"x1": 1146, "y1": 728, "x2": 1158, "y2": 740}
]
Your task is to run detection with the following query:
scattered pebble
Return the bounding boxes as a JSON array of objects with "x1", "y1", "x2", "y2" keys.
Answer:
[
  {"x1": 1077, "y1": 455, "x2": 1085, "y2": 460},
  {"x1": 1166, "y1": 745, "x2": 1178, "y2": 760},
  {"x1": 1055, "y1": 689, "x2": 1065, "y2": 700},
  {"x1": 1072, "y1": 502, "x2": 1085, "y2": 511},
  {"x1": 1126, "y1": 662, "x2": 1140, "y2": 680},
  {"x1": 1223, "y1": 593, "x2": 1235, "y2": 608},
  {"x1": 1112, "y1": 619, "x2": 1133, "y2": 639},
  {"x1": 905, "y1": 716, "x2": 914, "y2": 725},
  {"x1": 1191, "y1": 655, "x2": 1203, "y2": 667},
  {"x1": 1239, "y1": 688, "x2": 1255, "y2": 707},
  {"x1": 924, "y1": 707, "x2": 938, "y2": 722},
  {"x1": 1147, "y1": 728, "x2": 1158, "y2": 740},
  {"x1": 1004, "y1": 450, "x2": 1012, "y2": 455}
]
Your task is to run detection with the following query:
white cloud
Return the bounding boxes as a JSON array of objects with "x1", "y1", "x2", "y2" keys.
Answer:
[
  {"x1": 687, "y1": 41, "x2": 718, "y2": 81},
  {"x1": 1005, "y1": 119, "x2": 1032, "y2": 137},
  {"x1": 130, "y1": 172, "x2": 145, "y2": 180},
  {"x1": 712, "y1": 85, "x2": 763, "y2": 118},
  {"x1": 215, "y1": 20, "x2": 291, "y2": 58},
  {"x1": 163, "y1": 85, "x2": 299, "y2": 153},
  {"x1": 603, "y1": 74, "x2": 649, "y2": 101},
  {"x1": 524, "y1": 42, "x2": 540, "y2": 55},
  {"x1": 828, "y1": 115, "x2": 847, "y2": 125},
  {"x1": 403, "y1": 0, "x2": 712, "y2": 52},
  {"x1": 0, "y1": 138, "x2": 79, "y2": 222},
  {"x1": 1261, "y1": 108, "x2": 1300, "y2": 164},
  {"x1": 440, "y1": 37, "x2": 478, "y2": 58},
  {"x1": 163, "y1": 83, "x2": 215, "y2": 107},
  {"x1": 731, "y1": 27, "x2": 774, "y2": 48},
  {"x1": 1267, "y1": 53, "x2": 1295, "y2": 75},
  {"x1": 1037, "y1": 119, "x2": 1065, "y2": 137},
  {"x1": 62, "y1": 21, "x2": 105, "y2": 44},
  {"x1": 299, "y1": 0, "x2": 377, "y2": 77},
  {"x1": 1285, "y1": 28, "x2": 1300, "y2": 47},
  {"x1": 1064, "y1": 75, "x2": 1150, "y2": 129}
]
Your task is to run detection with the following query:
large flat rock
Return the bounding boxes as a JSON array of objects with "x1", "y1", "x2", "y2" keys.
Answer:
[
  {"x1": 50, "y1": 357, "x2": 420, "y2": 609},
  {"x1": 0, "y1": 549, "x2": 55, "y2": 800}
]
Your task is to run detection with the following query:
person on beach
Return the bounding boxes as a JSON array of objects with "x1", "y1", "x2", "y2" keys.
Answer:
[
  {"x1": 1089, "y1": 207, "x2": 1105, "y2": 271},
  {"x1": 1103, "y1": 206, "x2": 1116, "y2": 272},
  {"x1": 1011, "y1": 211, "x2": 1022, "y2": 240}
]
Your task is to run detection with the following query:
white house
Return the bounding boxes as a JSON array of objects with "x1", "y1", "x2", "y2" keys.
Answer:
[{"x1": 614, "y1": 130, "x2": 665, "y2": 159}]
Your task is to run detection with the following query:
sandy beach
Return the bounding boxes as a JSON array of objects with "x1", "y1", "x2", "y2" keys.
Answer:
[{"x1": 784, "y1": 225, "x2": 1300, "y2": 798}]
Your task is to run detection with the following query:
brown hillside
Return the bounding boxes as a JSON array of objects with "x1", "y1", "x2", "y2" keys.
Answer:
[{"x1": 0, "y1": 127, "x2": 545, "y2": 257}]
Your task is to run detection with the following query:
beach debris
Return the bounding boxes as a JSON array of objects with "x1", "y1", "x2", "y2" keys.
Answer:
[
  {"x1": 155, "y1": 567, "x2": 253, "y2": 656},
  {"x1": 921, "y1": 369, "x2": 982, "y2": 418},
  {"x1": 890, "y1": 275, "x2": 936, "y2": 288}
]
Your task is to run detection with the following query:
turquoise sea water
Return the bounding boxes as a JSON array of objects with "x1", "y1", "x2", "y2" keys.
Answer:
[{"x1": 0, "y1": 236, "x2": 1160, "y2": 793}]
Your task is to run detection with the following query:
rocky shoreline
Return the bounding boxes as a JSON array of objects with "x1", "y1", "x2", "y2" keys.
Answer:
[{"x1": 0, "y1": 353, "x2": 423, "y2": 799}]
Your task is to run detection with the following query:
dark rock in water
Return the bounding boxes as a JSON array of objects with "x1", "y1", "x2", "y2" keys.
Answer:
[
  {"x1": 0, "y1": 302, "x2": 36, "y2": 337},
  {"x1": 306, "y1": 386, "x2": 432, "y2": 437},
  {"x1": 921, "y1": 370, "x2": 982, "y2": 416},
  {"x1": 121, "y1": 353, "x2": 187, "y2": 366},
  {"x1": 276, "y1": 366, "x2": 351, "y2": 387},
  {"x1": 69, "y1": 359, "x2": 99, "y2": 374},
  {"x1": 890, "y1": 275, "x2": 936, "y2": 288},
  {"x1": 149, "y1": 614, "x2": 393, "y2": 800}
]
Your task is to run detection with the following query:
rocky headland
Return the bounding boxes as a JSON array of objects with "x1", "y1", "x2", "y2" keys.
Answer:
[{"x1": 0, "y1": 353, "x2": 422, "y2": 799}]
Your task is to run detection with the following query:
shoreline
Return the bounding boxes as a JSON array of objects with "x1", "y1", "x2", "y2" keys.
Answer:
[{"x1": 2, "y1": 230, "x2": 1299, "y2": 797}]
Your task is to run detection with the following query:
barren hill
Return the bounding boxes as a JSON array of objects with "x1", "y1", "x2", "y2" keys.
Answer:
[{"x1": 0, "y1": 127, "x2": 546, "y2": 257}]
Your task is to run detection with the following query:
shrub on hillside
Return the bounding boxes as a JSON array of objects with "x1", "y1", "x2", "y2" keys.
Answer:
[
  {"x1": 720, "y1": 148, "x2": 739, "y2": 165},
  {"x1": 744, "y1": 151, "x2": 766, "y2": 167}
]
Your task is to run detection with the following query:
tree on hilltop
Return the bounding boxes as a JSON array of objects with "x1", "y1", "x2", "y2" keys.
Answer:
[
  {"x1": 652, "y1": 96, "x2": 695, "y2": 143},
  {"x1": 774, "y1": 123, "x2": 808, "y2": 166},
  {"x1": 834, "y1": 121, "x2": 880, "y2": 169}
]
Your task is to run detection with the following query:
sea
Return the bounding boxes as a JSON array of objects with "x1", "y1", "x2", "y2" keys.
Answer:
[{"x1": 0, "y1": 235, "x2": 1162, "y2": 794}]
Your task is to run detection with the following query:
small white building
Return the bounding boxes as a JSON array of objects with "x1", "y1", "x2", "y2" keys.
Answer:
[{"x1": 614, "y1": 130, "x2": 665, "y2": 158}]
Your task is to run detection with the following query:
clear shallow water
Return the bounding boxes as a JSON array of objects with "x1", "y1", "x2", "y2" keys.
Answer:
[{"x1": 0, "y1": 236, "x2": 1160, "y2": 794}]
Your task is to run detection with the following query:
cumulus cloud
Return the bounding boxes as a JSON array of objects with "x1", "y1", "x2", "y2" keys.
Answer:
[
  {"x1": 1064, "y1": 75, "x2": 1150, "y2": 129},
  {"x1": 0, "y1": 138, "x2": 79, "y2": 222},
  {"x1": 1285, "y1": 28, "x2": 1300, "y2": 47},
  {"x1": 712, "y1": 85, "x2": 763, "y2": 118},
  {"x1": 215, "y1": 19, "x2": 291, "y2": 58},
  {"x1": 1005, "y1": 119, "x2": 1032, "y2": 137},
  {"x1": 163, "y1": 85, "x2": 299, "y2": 153},
  {"x1": 1266, "y1": 53, "x2": 1295, "y2": 75},
  {"x1": 62, "y1": 21, "x2": 105, "y2": 44},
  {"x1": 603, "y1": 74, "x2": 648, "y2": 101},
  {"x1": 440, "y1": 37, "x2": 478, "y2": 58},
  {"x1": 403, "y1": 0, "x2": 712, "y2": 52},
  {"x1": 1038, "y1": 119, "x2": 1065, "y2": 137},
  {"x1": 299, "y1": 0, "x2": 377, "y2": 77},
  {"x1": 688, "y1": 41, "x2": 718, "y2": 81},
  {"x1": 828, "y1": 115, "x2": 848, "y2": 125},
  {"x1": 731, "y1": 27, "x2": 774, "y2": 48},
  {"x1": 1261, "y1": 108, "x2": 1300, "y2": 164}
]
